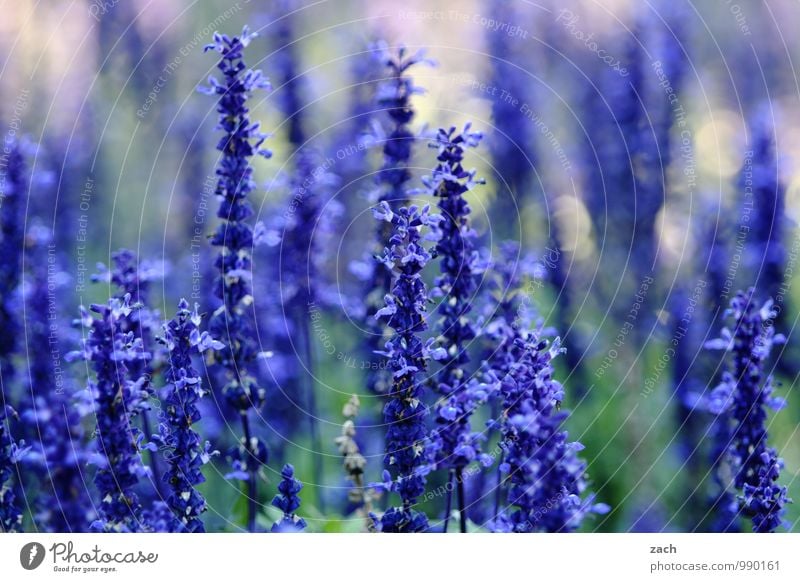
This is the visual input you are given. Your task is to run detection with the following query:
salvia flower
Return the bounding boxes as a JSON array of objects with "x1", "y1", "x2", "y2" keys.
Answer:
[
  {"x1": 0, "y1": 405, "x2": 25, "y2": 532},
  {"x1": 425, "y1": 124, "x2": 487, "y2": 473},
  {"x1": 92, "y1": 248, "x2": 162, "y2": 303},
  {"x1": 474, "y1": 242, "x2": 541, "y2": 522},
  {"x1": 372, "y1": 203, "x2": 443, "y2": 532},
  {"x1": 22, "y1": 226, "x2": 92, "y2": 531},
  {"x1": 226, "y1": 435, "x2": 269, "y2": 482},
  {"x1": 203, "y1": 27, "x2": 271, "y2": 530},
  {"x1": 93, "y1": 249, "x2": 163, "y2": 494},
  {"x1": 703, "y1": 289, "x2": 790, "y2": 532},
  {"x1": 202, "y1": 27, "x2": 269, "y2": 408},
  {"x1": 0, "y1": 140, "x2": 27, "y2": 377},
  {"x1": 373, "y1": 44, "x2": 432, "y2": 208},
  {"x1": 742, "y1": 450, "x2": 789, "y2": 533},
  {"x1": 481, "y1": 246, "x2": 605, "y2": 531},
  {"x1": 491, "y1": 334, "x2": 608, "y2": 532},
  {"x1": 654, "y1": 2, "x2": 689, "y2": 173},
  {"x1": 744, "y1": 107, "x2": 787, "y2": 303},
  {"x1": 481, "y1": 242, "x2": 543, "y2": 384},
  {"x1": 202, "y1": 26, "x2": 270, "y2": 313},
  {"x1": 141, "y1": 501, "x2": 179, "y2": 533},
  {"x1": 96, "y1": 249, "x2": 162, "y2": 376},
  {"x1": 157, "y1": 299, "x2": 222, "y2": 532},
  {"x1": 357, "y1": 44, "x2": 432, "y2": 396},
  {"x1": 580, "y1": 24, "x2": 662, "y2": 330},
  {"x1": 613, "y1": 23, "x2": 663, "y2": 333},
  {"x1": 70, "y1": 297, "x2": 150, "y2": 532},
  {"x1": 271, "y1": 463, "x2": 306, "y2": 532}
]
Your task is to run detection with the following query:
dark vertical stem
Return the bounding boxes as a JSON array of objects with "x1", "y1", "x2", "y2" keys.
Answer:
[
  {"x1": 493, "y1": 451, "x2": 505, "y2": 524},
  {"x1": 456, "y1": 467, "x2": 467, "y2": 533},
  {"x1": 442, "y1": 469, "x2": 454, "y2": 533},
  {"x1": 298, "y1": 310, "x2": 324, "y2": 512},
  {"x1": 241, "y1": 412, "x2": 257, "y2": 532}
]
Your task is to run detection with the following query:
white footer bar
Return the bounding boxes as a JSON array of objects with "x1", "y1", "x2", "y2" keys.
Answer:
[{"x1": 1, "y1": 533, "x2": 797, "y2": 581}]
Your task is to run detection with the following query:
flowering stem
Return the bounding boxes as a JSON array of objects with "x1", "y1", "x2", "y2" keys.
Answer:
[
  {"x1": 203, "y1": 27, "x2": 271, "y2": 534},
  {"x1": 298, "y1": 311, "x2": 323, "y2": 512},
  {"x1": 493, "y1": 451, "x2": 504, "y2": 523},
  {"x1": 241, "y1": 413, "x2": 257, "y2": 533},
  {"x1": 443, "y1": 469, "x2": 454, "y2": 533},
  {"x1": 373, "y1": 203, "x2": 438, "y2": 532},
  {"x1": 456, "y1": 467, "x2": 466, "y2": 533}
]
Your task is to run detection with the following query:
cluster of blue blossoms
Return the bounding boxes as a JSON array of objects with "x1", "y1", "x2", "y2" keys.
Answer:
[
  {"x1": 372, "y1": 203, "x2": 444, "y2": 532},
  {"x1": 71, "y1": 297, "x2": 150, "y2": 532},
  {"x1": 158, "y1": 300, "x2": 222, "y2": 532},
  {"x1": 704, "y1": 290, "x2": 790, "y2": 532},
  {"x1": 202, "y1": 28, "x2": 271, "y2": 532}
]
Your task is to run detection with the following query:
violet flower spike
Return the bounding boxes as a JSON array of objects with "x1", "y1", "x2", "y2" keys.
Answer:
[
  {"x1": 373, "y1": 204, "x2": 439, "y2": 532},
  {"x1": 424, "y1": 124, "x2": 486, "y2": 532},
  {"x1": 203, "y1": 26, "x2": 272, "y2": 532},
  {"x1": 74, "y1": 297, "x2": 150, "y2": 532},
  {"x1": 271, "y1": 463, "x2": 307, "y2": 532},
  {"x1": 157, "y1": 299, "x2": 221, "y2": 532},
  {"x1": 0, "y1": 405, "x2": 25, "y2": 532},
  {"x1": 702, "y1": 289, "x2": 790, "y2": 532}
]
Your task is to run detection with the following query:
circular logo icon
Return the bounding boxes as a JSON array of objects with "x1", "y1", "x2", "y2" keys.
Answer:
[{"x1": 20, "y1": 542, "x2": 46, "y2": 570}]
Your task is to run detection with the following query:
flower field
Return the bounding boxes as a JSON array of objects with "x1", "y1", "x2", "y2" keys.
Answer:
[{"x1": 0, "y1": 0, "x2": 799, "y2": 534}]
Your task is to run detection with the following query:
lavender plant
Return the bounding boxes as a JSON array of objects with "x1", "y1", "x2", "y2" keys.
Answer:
[
  {"x1": 271, "y1": 463, "x2": 307, "y2": 532},
  {"x1": 703, "y1": 289, "x2": 790, "y2": 532},
  {"x1": 480, "y1": 242, "x2": 538, "y2": 521},
  {"x1": 93, "y1": 249, "x2": 163, "y2": 493},
  {"x1": 0, "y1": 142, "x2": 27, "y2": 533},
  {"x1": 203, "y1": 27, "x2": 271, "y2": 532},
  {"x1": 424, "y1": 124, "x2": 488, "y2": 531},
  {"x1": 359, "y1": 45, "x2": 431, "y2": 396},
  {"x1": 0, "y1": 404, "x2": 24, "y2": 532},
  {"x1": 491, "y1": 333, "x2": 607, "y2": 532},
  {"x1": 157, "y1": 299, "x2": 222, "y2": 532},
  {"x1": 71, "y1": 297, "x2": 150, "y2": 532},
  {"x1": 372, "y1": 203, "x2": 444, "y2": 532},
  {"x1": 22, "y1": 226, "x2": 92, "y2": 531},
  {"x1": 479, "y1": 243, "x2": 606, "y2": 531},
  {"x1": 0, "y1": 141, "x2": 26, "y2": 377},
  {"x1": 745, "y1": 109, "x2": 787, "y2": 304}
]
